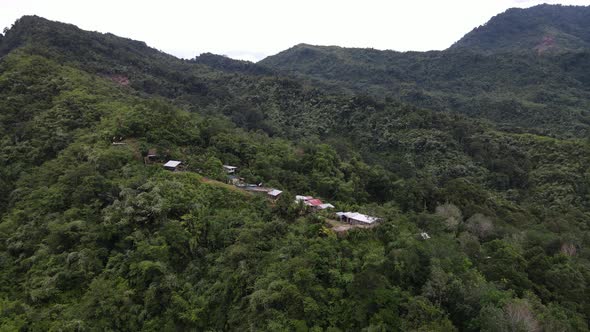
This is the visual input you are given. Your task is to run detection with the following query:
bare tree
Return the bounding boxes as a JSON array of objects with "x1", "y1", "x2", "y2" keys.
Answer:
[
  {"x1": 435, "y1": 203, "x2": 462, "y2": 231},
  {"x1": 505, "y1": 300, "x2": 540, "y2": 332},
  {"x1": 466, "y1": 213, "x2": 494, "y2": 239},
  {"x1": 560, "y1": 243, "x2": 577, "y2": 257}
]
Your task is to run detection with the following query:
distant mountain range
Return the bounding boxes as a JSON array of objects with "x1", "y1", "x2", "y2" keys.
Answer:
[{"x1": 259, "y1": 5, "x2": 590, "y2": 138}]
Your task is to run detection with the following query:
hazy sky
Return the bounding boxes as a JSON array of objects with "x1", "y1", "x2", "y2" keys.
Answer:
[{"x1": 2, "y1": 0, "x2": 590, "y2": 61}]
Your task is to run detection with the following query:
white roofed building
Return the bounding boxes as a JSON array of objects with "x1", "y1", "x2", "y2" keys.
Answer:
[
  {"x1": 267, "y1": 189, "x2": 283, "y2": 200},
  {"x1": 294, "y1": 195, "x2": 334, "y2": 210},
  {"x1": 337, "y1": 212, "x2": 381, "y2": 225},
  {"x1": 163, "y1": 160, "x2": 182, "y2": 171},
  {"x1": 223, "y1": 165, "x2": 238, "y2": 174}
]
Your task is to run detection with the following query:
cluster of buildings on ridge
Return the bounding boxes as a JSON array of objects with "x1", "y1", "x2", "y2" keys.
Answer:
[
  {"x1": 153, "y1": 155, "x2": 383, "y2": 227},
  {"x1": 134, "y1": 150, "x2": 432, "y2": 237},
  {"x1": 127, "y1": 148, "x2": 433, "y2": 238}
]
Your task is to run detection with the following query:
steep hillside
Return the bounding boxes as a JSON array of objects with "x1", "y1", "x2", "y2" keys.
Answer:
[
  {"x1": 260, "y1": 5, "x2": 590, "y2": 139},
  {"x1": 0, "y1": 15, "x2": 590, "y2": 331},
  {"x1": 450, "y1": 4, "x2": 590, "y2": 53}
]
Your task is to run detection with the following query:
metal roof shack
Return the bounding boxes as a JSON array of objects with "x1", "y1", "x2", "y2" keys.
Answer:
[
  {"x1": 223, "y1": 165, "x2": 238, "y2": 174},
  {"x1": 144, "y1": 148, "x2": 160, "y2": 164},
  {"x1": 163, "y1": 160, "x2": 182, "y2": 171},
  {"x1": 241, "y1": 186, "x2": 284, "y2": 201},
  {"x1": 267, "y1": 189, "x2": 283, "y2": 200},
  {"x1": 306, "y1": 199, "x2": 323, "y2": 207},
  {"x1": 268, "y1": 189, "x2": 283, "y2": 197},
  {"x1": 147, "y1": 149, "x2": 158, "y2": 158},
  {"x1": 295, "y1": 195, "x2": 313, "y2": 202},
  {"x1": 295, "y1": 195, "x2": 334, "y2": 210},
  {"x1": 337, "y1": 212, "x2": 381, "y2": 225}
]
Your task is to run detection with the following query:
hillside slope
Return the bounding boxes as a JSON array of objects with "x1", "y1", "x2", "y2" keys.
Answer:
[
  {"x1": 0, "y1": 15, "x2": 589, "y2": 331},
  {"x1": 450, "y1": 4, "x2": 590, "y2": 53},
  {"x1": 259, "y1": 5, "x2": 590, "y2": 139}
]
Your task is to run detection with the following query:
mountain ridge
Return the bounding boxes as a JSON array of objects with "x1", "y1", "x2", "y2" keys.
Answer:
[
  {"x1": 259, "y1": 4, "x2": 590, "y2": 139},
  {"x1": 450, "y1": 4, "x2": 590, "y2": 53}
]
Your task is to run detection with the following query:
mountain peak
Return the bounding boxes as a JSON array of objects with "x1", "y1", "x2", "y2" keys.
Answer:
[
  {"x1": 0, "y1": 14, "x2": 152, "y2": 57},
  {"x1": 450, "y1": 4, "x2": 590, "y2": 53}
]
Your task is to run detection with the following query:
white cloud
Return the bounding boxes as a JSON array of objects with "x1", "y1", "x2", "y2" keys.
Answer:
[{"x1": 1, "y1": 0, "x2": 589, "y2": 61}]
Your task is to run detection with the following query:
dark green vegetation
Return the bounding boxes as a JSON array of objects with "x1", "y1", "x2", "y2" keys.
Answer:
[
  {"x1": 451, "y1": 4, "x2": 590, "y2": 53},
  {"x1": 1, "y1": 7, "x2": 590, "y2": 331},
  {"x1": 260, "y1": 5, "x2": 590, "y2": 140}
]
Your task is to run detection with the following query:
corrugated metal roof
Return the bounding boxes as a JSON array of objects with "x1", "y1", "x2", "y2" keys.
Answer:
[
  {"x1": 268, "y1": 189, "x2": 283, "y2": 196},
  {"x1": 307, "y1": 199, "x2": 323, "y2": 206},
  {"x1": 164, "y1": 160, "x2": 182, "y2": 168},
  {"x1": 337, "y1": 212, "x2": 380, "y2": 224}
]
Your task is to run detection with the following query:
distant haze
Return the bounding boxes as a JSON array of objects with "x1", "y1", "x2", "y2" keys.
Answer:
[{"x1": 2, "y1": 0, "x2": 590, "y2": 61}]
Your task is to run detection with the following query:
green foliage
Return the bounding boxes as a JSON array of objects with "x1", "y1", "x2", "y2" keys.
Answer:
[
  {"x1": 261, "y1": 35, "x2": 590, "y2": 139},
  {"x1": 451, "y1": 4, "x2": 590, "y2": 53},
  {"x1": 1, "y1": 12, "x2": 590, "y2": 331}
]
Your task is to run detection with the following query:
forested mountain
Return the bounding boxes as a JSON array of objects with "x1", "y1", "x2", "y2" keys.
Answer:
[
  {"x1": 0, "y1": 9, "x2": 589, "y2": 331},
  {"x1": 260, "y1": 5, "x2": 590, "y2": 139},
  {"x1": 450, "y1": 4, "x2": 590, "y2": 53}
]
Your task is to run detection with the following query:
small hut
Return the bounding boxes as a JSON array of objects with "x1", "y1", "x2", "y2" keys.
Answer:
[
  {"x1": 267, "y1": 189, "x2": 283, "y2": 200},
  {"x1": 223, "y1": 165, "x2": 238, "y2": 174},
  {"x1": 144, "y1": 148, "x2": 159, "y2": 164},
  {"x1": 163, "y1": 160, "x2": 182, "y2": 171},
  {"x1": 295, "y1": 195, "x2": 334, "y2": 210},
  {"x1": 336, "y1": 212, "x2": 381, "y2": 225}
]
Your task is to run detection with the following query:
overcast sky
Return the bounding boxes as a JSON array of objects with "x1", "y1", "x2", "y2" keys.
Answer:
[{"x1": 2, "y1": 0, "x2": 590, "y2": 61}]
